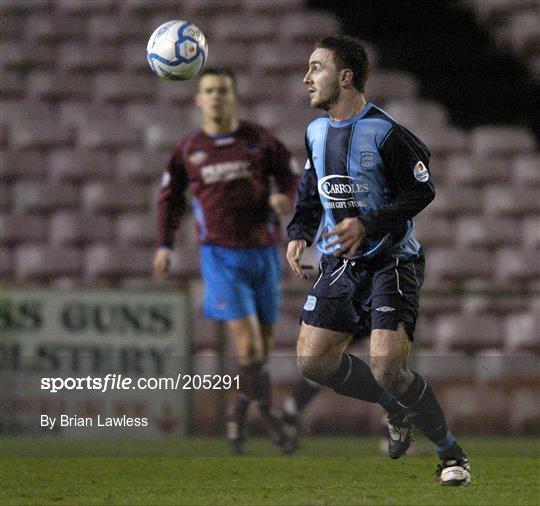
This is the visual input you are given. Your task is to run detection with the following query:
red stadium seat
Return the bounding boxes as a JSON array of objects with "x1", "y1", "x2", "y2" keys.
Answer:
[
  {"x1": 456, "y1": 217, "x2": 521, "y2": 249},
  {"x1": 495, "y1": 248, "x2": 540, "y2": 283},
  {"x1": 0, "y1": 215, "x2": 47, "y2": 245},
  {"x1": 13, "y1": 182, "x2": 80, "y2": 214},
  {"x1": 116, "y1": 213, "x2": 156, "y2": 247},
  {"x1": 505, "y1": 313, "x2": 540, "y2": 353},
  {"x1": 27, "y1": 72, "x2": 93, "y2": 101},
  {"x1": 9, "y1": 120, "x2": 73, "y2": 150},
  {"x1": 434, "y1": 314, "x2": 504, "y2": 352},
  {"x1": 84, "y1": 245, "x2": 152, "y2": 281},
  {"x1": 95, "y1": 74, "x2": 156, "y2": 103},
  {"x1": 49, "y1": 212, "x2": 115, "y2": 246},
  {"x1": 15, "y1": 245, "x2": 83, "y2": 281},
  {"x1": 48, "y1": 150, "x2": 114, "y2": 184},
  {"x1": 522, "y1": 217, "x2": 540, "y2": 249},
  {"x1": 484, "y1": 186, "x2": 540, "y2": 216},
  {"x1": 0, "y1": 247, "x2": 13, "y2": 277},
  {"x1": 82, "y1": 183, "x2": 150, "y2": 214},
  {"x1": 57, "y1": 43, "x2": 117, "y2": 73},
  {"x1": 55, "y1": 0, "x2": 117, "y2": 14},
  {"x1": 471, "y1": 126, "x2": 536, "y2": 157},
  {"x1": 425, "y1": 187, "x2": 483, "y2": 217},
  {"x1": 77, "y1": 121, "x2": 142, "y2": 150},
  {"x1": 116, "y1": 150, "x2": 167, "y2": 183},
  {"x1": 1, "y1": 151, "x2": 48, "y2": 182},
  {"x1": 426, "y1": 248, "x2": 494, "y2": 284},
  {"x1": 446, "y1": 155, "x2": 510, "y2": 187}
]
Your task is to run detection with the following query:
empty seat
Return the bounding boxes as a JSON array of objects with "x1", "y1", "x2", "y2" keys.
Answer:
[
  {"x1": 456, "y1": 217, "x2": 521, "y2": 249},
  {"x1": 15, "y1": 245, "x2": 83, "y2": 281},
  {"x1": 434, "y1": 314, "x2": 504, "y2": 352},
  {"x1": 250, "y1": 43, "x2": 307, "y2": 73},
  {"x1": 426, "y1": 248, "x2": 493, "y2": 283},
  {"x1": 57, "y1": 44, "x2": 117, "y2": 72},
  {"x1": 55, "y1": 0, "x2": 117, "y2": 14},
  {"x1": 0, "y1": 247, "x2": 13, "y2": 277},
  {"x1": 416, "y1": 127, "x2": 468, "y2": 155},
  {"x1": 495, "y1": 248, "x2": 540, "y2": 283},
  {"x1": 94, "y1": 74, "x2": 156, "y2": 103},
  {"x1": 471, "y1": 126, "x2": 536, "y2": 157},
  {"x1": 0, "y1": 71, "x2": 23, "y2": 99},
  {"x1": 426, "y1": 188, "x2": 483, "y2": 217},
  {"x1": 384, "y1": 99, "x2": 448, "y2": 131},
  {"x1": 157, "y1": 78, "x2": 197, "y2": 104},
  {"x1": 116, "y1": 213, "x2": 156, "y2": 246},
  {"x1": 510, "y1": 388, "x2": 540, "y2": 433},
  {"x1": 120, "y1": 0, "x2": 180, "y2": 13},
  {"x1": 58, "y1": 103, "x2": 124, "y2": 128},
  {"x1": 522, "y1": 217, "x2": 540, "y2": 249},
  {"x1": 414, "y1": 351, "x2": 475, "y2": 382},
  {"x1": 446, "y1": 155, "x2": 509, "y2": 186},
  {"x1": 1, "y1": 100, "x2": 54, "y2": 121},
  {"x1": 484, "y1": 186, "x2": 539, "y2": 216},
  {"x1": 49, "y1": 212, "x2": 115, "y2": 246},
  {"x1": 125, "y1": 103, "x2": 192, "y2": 128},
  {"x1": 0, "y1": 41, "x2": 53, "y2": 70},
  {"x1": 82, "y1": 183, "x2": 150, "y2": 214},
  {"x1": 24, "y1": 13, "x2": 86, "y2": 42},
  {"x1": 87, "y1": 14, "x2": 147, "y2": 42},
  {"x1": 85, "y1": 245, "x2": 152, "y2": 281},
  {"x1": 413, "y1": 215, "x2": 455, "y2": 247},
  {"x1": 243, "y1": 0, "x2": 302, "y2": 14},
  {"x1": 77, "y1": 121, "x2": 142, "y2": 150},
  {"x1": 365, "y1": 72, "x2": 419, "y2": 103},
  {"x1": 476, "y1": 350, "x2": 538, "y2": 384},
  {"x1": 512, "y1": 154, "x2": 540, "y2": 186},
  {"x1": 279, "y1": 12, "x2": 340, "y2": 42},
  {"x1": 122, "y1": 42, "x2": 155, "y2": 73},
  {"x1": 115, "y1": 150, "x2": 167, "y2": 183},
  {"x1": 48, "y1": 150, "x2": 114, "y2": 183},
  {"x1": 144, "y1": 123, "x2": 189, "y2": 151},
  {"x1": 211, "y1": 14, "x2": 274, "y2": 42},
  {"x1": 13, "y1": 182, "x2": 80, "y2": 214},
  {"x1": 27, "y1": 72, "x2": 92, "y2": 101},
  {"x1": 253, "y1": 103, "x2": 318, "y2": 130},
  {"x1": 505, "y1": 313, "x2": 540, "y2": 352},
  {"x1": 9, "y1": 120, "x2": 73, "y2": 150},
  {"x1": 1, "y1": 151, "x2": 47, "y2": 181},
  {"x1": 0, "y1": 214, "x2": 47, "y2": 245},
  {"x1": 0, "y1": 183, "x2": 11, "y2": 211}
]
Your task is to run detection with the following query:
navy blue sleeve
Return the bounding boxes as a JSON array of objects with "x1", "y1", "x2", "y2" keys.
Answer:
[
  {"x1": 359, "y1": 125, "x2": 436, "y2": 237},
  {"x1": 286, "y1": 136, "x2": 323, "y2": 246}
]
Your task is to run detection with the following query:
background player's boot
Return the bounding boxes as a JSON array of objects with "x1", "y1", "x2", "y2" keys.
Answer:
[
  {"x1": 227, "y1": 415, "x2": 246, "y2": 455},
  {"x1": 281, "y1": 398, "x2": 300, "y2": 454},
  {"x1": 257, "y1": 402, "x2": 290, "y2": 454},
  {"x1": 386, "y1": 411, "x2": 415, "y2": 459},
  {"x1": 436, "y1": 456, "x2": 471, "y2": 486}
]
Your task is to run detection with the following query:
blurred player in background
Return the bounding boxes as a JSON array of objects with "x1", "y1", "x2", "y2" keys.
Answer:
[
  {"x1": 154, "y1": 67, "x2": 298, "y2": 454},
  {"x1": 286, "y1": 36, "x2": 471, "y2": 486}
]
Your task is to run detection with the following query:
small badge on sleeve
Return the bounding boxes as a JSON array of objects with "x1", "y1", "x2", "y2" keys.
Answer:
[{"x1": 413, "y1": 161, "x2": 429, "y2": 182}]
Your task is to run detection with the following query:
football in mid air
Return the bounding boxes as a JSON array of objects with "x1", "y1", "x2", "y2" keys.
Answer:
[{"x1": 147, "y1": 20, "x2": 208, "y2": 80}]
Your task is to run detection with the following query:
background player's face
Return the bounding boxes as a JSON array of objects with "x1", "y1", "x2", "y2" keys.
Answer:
[
  {"x1": 303, "y1": 48, "x2": 341, "y2": 111},
  {"x1": 196, "y1": 74, "x2": 237, "y2": 123}
]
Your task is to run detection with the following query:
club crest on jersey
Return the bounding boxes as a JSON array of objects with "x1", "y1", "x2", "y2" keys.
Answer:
[
  {"x1": 189, "y1": 150, "x2": 208, "y2": 165},
  {"x1": 413, "y1": 161, "x2": 429, "y2": 182},
  {"x1": 360, "y1": 152, "x2": 376, "y2": 168}
]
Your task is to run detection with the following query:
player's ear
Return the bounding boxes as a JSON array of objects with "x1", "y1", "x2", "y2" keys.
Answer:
[{"x1": 340, "y1": 68, "x2": 353, "y2": 87}]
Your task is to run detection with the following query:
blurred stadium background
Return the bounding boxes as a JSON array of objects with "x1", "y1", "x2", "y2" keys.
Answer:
[{"x1": 1, "y1": 0, "x2": 539, "y2": 443}]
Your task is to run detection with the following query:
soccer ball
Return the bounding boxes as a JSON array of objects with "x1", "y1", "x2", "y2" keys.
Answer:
[{"x1": 147, "y1": 20, "x2": 208, "y2": 81}]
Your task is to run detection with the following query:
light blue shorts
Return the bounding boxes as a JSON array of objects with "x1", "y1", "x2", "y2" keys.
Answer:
[{"x1": 200, "y1": 244, "x2": 281, "y2": 323}]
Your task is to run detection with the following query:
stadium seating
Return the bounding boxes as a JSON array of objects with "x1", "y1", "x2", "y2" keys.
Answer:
[{"x1": 1, "y1": 0, "x2": 538, "y2": 434}]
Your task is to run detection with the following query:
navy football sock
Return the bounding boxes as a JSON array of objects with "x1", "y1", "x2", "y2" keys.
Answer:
[
  {"x1": 397, "y1": 372, "x2": 463, "y2": 456},
  {"x1": 323, "y1": 353, "x2": 385, "y2": 403}
]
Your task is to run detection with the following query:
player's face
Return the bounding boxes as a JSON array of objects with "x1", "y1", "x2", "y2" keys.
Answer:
[
  {"x1": 303, "y1": 48, "x2": 341, "y2": 111},
  {"x1": 196, "y1": 74, "x2": 237, "y2": 122}
]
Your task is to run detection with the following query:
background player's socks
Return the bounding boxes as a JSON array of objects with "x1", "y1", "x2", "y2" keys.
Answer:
[
  {"x1": 280, "y1": 378, "x2": 321, "y2": 454},
  {"x1": 397, "y1": 372, "x2": 465, "y2": 458},
  {"x1": 323, "y1": 353, "x2": 385, "y2": 403},
  {"x1": 227, "y1": 393, "x2": 249, "y2": 454},
  {"x1": 290, "y1": 377, "x2": 322, "y2": 412}
]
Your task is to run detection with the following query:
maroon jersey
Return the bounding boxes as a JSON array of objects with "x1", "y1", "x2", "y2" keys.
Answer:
[{"x1": 158, "y1": 120, "x2": 298, "y2": 249}]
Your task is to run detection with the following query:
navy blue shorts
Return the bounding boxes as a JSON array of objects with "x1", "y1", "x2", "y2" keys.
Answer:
[
  {"x1": 200, "y1": 244, "x2": 281, "y2": 323},
  {"x1": 301, "y1": 252, "x2": 425, "y2": 340}
]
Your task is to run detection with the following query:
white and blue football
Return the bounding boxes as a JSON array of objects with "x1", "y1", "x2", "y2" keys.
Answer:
[{"x1": 147, "y1": 20, "x2": 208, "y2": 81}]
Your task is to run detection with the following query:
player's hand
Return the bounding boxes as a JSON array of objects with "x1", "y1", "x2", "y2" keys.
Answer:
[
  {"x1": 153, "y1": 247, "x2": 171, "y2": 279},
  {"x1": 286, "y1": 240, "x2": 308, "y2": 279},
  {"x1": 269, "y1": 193, "x2": 293, "y2": 215},
  {"x1": 323, "y1": 217, "x2": 366, "y2": 257}
]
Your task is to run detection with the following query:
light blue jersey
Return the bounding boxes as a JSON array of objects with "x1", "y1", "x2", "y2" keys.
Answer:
[{"x1": 288, "y1": 103, "x2": 435, "y2": 262}]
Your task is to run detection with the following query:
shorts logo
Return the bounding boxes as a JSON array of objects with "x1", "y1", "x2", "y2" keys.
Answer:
[
  {"x1": 413, "y1": 161, "x2": 429, "y2": 182},
  {"x1": 304, "y1": 295, "x2": 317, "y2": 311},
  {"x1": 375, "y1": 306, "x2": 395, "y2": 312},
  {"x1": 360, "y1": 152, "x2": 376, "y2": 168}
]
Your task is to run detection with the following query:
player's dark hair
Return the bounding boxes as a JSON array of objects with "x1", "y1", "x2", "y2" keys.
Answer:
[
  {"x1": 198, "y1": 67, "x2": 237, "y2": 91},
  {"x1": 316, "y1": 36, "x2": 369, "y2": 92}
]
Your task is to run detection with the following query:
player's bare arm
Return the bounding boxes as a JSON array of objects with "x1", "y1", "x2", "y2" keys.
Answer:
[{"x1": 322, "y1": 217, "x2": 366, "y2": 257}]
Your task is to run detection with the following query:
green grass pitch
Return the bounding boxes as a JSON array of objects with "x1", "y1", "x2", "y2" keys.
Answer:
[{"x1": 1, "y1": 437, "x2": 538, "y2": 505}]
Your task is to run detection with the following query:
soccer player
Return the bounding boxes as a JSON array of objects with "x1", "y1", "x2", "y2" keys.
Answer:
[
  {"x1": 286, "y1": 36, "x2": 471, "y2": 486},
  {"x1": 154, "y1": 67, "x2": 298, "y2": 454}
]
